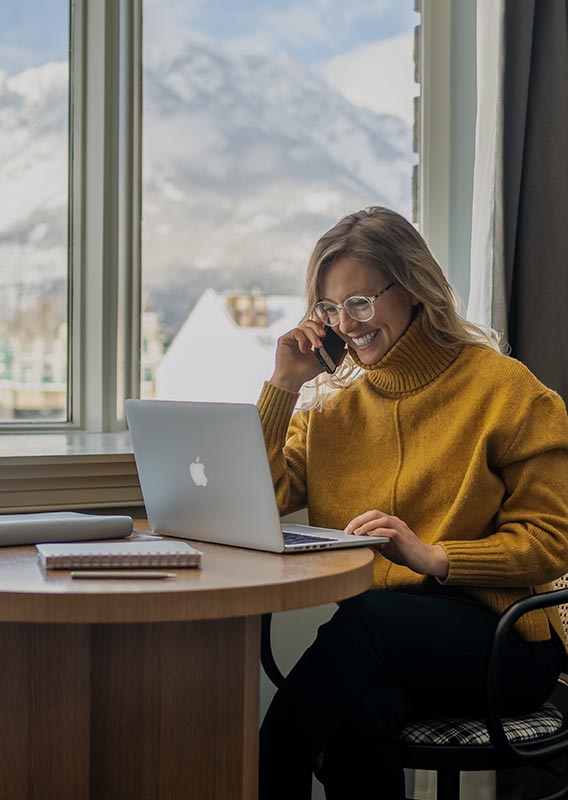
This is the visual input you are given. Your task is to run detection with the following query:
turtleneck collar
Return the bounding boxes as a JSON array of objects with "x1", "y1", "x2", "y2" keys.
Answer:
[{"x1": 350, "y1": 311, "x2": 461, "y2": 396}]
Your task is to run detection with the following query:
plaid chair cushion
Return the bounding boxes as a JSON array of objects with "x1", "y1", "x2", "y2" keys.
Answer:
[{"x1": 402, "y1": 702, "x2": 564, "y2": 746}]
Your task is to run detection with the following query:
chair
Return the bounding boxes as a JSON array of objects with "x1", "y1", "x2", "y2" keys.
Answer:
[{"x1": 260, "y1": 580, "x2": 568, "y2": 800}]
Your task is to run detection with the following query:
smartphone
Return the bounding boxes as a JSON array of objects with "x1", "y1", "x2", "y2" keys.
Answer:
[{"x1": 314, "y1": 327, "x2": 346, "y2": 374}]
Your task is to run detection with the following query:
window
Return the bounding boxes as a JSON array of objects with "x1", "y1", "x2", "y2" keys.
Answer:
[
  {"x1": 0, "y1": 0, "x2": 475, "y2": 440},
  {"x1": 141, "y1": 0, "x2": 420, "y2": 405},
  {"x1": 0, "y1": 0, "x2": 476, "y2": 513},
  {"x1": 0, "y1": 2, "x2": 70, "y2": 422}
]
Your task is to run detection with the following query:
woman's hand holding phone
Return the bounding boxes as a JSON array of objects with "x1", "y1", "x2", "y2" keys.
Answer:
[{"x1": 270, "y1": 320, "x2": 341, "y2": 392}]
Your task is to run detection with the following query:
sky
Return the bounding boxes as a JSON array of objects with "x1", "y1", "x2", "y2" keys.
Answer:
[
  {"x1": 319, "y1": 31, "x2": 416, "y2": 124},
  {"x1": 142, "y1": 0, "x2": 416, "y2": 65},
  {"x1": 0, "y1": 0, "x2": 419, "y2": 122},
  {"x1": 0, "y1": 2, "x2": 69, "y2": 74}
]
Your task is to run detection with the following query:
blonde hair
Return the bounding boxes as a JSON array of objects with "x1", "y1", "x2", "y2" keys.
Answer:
[{"x1": 301, "y1": 206, "x2": 503, "y2": 407}]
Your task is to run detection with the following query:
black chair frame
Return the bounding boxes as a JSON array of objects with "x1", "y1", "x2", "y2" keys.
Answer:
[{"x1": 260, "y1": 587, "x2": 568, "y2": 800}]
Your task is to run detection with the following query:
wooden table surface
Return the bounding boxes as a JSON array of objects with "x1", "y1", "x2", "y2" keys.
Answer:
[
  {"x1": 0, "y1": 524, "x2": 375, "y2": 800},
  {"x1": 0, "y1": 519, "x2": 375, "y2": 623}
]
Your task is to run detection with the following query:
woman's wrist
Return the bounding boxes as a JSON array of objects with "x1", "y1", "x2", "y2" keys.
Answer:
[
  {"x1": 430, "y1": 544, "x2": 449, "y2": 579},
  {"x1": 269, "y1": 372, "x2": 303, "y2": 393}
]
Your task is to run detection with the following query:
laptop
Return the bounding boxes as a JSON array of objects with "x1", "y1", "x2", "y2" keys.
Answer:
[{"x1": 125, "y1": 399, "x2": 385, "y2": 553}]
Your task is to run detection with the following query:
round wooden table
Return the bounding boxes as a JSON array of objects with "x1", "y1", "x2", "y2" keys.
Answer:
[{"x1": 0, "y1": 525, "x2": 374, "y2": 800}]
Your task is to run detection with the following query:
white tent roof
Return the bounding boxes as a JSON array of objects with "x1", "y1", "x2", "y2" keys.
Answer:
[{"x1": 156, "y1": 289, "x2": 305, "y2": 404}]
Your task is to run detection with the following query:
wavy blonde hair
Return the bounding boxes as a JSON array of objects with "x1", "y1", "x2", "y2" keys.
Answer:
[{"x1": 301, "y1": 206, "x2": 503, "y2": 407}]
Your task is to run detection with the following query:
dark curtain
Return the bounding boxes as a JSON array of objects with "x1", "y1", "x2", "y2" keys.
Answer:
[{"x1": 502, "y1": 0, "x2": 568, "y2": 400}]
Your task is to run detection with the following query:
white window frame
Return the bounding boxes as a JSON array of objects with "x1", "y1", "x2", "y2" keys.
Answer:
[
  {"x1": 419, "y1": 0, "x2": 477, "y2": 307},
  {"x1": 76, "y1": 0, "x2": 142, "y2": 434}
]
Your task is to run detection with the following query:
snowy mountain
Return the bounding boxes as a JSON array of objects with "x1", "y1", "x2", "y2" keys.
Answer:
[
  {"x1": 0, "y1": 39, "x2": 415, "y2": 334},
  {"x1": 0, "y1": 63, "x2": 69, "y2": 314}
]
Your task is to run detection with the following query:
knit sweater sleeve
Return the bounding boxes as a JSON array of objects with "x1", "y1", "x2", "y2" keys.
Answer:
[
  {"x1": 440, "y1": 391, "x2": 568, "y2": 587},
  {"x1": 257, "y1": 381, "x2": 309, "y2": 516}
]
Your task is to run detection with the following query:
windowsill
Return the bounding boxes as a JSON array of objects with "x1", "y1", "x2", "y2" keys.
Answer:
[
  {"x1": 0, "y1": 432, "x2": 143, "y2": 513},
  {"x1": 0, "y1": 431, "x2": 134, "y2": 462}
]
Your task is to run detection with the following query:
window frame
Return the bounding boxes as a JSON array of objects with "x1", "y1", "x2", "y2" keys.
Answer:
[
  {"x1": 419, "y1": 0, "x2": 477, "y2": 306},
  {"x1": 76, "y1": 0, "x2": 142, "y2": 434}
]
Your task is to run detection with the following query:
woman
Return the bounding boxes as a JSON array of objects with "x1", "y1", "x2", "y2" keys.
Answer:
[{"x1": 257, "y1": 207, "x2": 568, "y2": 800}]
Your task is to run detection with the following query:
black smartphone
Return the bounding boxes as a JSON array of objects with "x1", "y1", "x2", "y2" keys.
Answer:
[{"x1": 314, "y1": 327, "x2": 346, "y2": 374}]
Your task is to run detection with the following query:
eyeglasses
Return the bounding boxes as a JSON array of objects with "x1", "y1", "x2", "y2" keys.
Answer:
[{"x1": 313, "y1": 282, "x2": 395, "y2": 326}]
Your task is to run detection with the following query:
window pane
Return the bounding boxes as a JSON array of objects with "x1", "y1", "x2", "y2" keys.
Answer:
[
  {"x1": 0, "y1": 2, "x2": 70, "y2": 422},
  {"x1": 142, "y1": 0, "x2": 419, "y2": 404}
]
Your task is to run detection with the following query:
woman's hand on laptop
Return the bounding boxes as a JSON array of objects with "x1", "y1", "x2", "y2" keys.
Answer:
[
  {"x1": 344, "y1": 510, "x2": 449, "y2": 579},
  {"x1": 270, "y1": 321, "x2": 327, "y2": 392}
]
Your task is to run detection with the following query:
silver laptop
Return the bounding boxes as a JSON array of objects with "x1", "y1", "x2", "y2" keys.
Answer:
[{"x1": 125, "y1": 399, "x2": 384, "y2": 553}]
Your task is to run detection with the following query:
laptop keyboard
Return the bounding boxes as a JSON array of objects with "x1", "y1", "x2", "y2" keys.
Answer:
[{"x1": 283, "y1": 531, "x2": 338, "y2": 545}]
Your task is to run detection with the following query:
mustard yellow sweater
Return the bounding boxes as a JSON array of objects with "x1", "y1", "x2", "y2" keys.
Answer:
[{"x1": 258, "y1": 314, "x2": 568, "y2": 644}]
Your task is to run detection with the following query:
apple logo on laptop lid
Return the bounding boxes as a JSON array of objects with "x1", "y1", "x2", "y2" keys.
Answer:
[{"x1": 189, "y1": 457, "x2": 208, "y2": 487}]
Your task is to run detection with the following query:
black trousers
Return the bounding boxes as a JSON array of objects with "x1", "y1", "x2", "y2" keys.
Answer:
[{"x1": 259, "y1": 587, "x2": 564, "y2": 800}]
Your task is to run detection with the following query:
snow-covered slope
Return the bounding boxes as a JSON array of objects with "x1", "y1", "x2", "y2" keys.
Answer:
[{"x1": 0, "y1": 39, "x2": 415, "y2": 329}]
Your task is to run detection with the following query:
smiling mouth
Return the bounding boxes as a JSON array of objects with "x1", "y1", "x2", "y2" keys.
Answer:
[{"x1": 351, "y1": 330, "x2": 378, "y2": 348}]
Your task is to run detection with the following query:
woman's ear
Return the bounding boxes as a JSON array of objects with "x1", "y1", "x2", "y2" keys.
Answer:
[{"x1": 411, "y1": 295, "x2": 420, "y2": 307}]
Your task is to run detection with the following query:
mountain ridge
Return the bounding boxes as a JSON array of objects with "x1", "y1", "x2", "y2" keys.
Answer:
[{"x1": 0, "y1": 38, "x2": 415, "y2": 335}]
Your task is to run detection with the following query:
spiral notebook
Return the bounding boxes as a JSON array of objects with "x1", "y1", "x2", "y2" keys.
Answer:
[{"x1": 36, "y1": 540, "x2": 202, "y2": 570}]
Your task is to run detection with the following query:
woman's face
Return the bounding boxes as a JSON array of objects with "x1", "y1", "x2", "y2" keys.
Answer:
[{"x1": 318, "y1": 257, "x2": 418, "y2": 365}]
